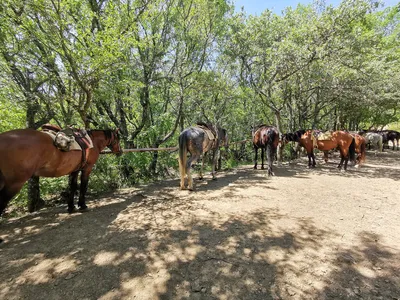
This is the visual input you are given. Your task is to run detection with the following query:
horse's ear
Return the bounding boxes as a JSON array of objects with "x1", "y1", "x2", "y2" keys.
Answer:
[{"x1": 115, "y1": 128, "x2": 120, "y2": 134}]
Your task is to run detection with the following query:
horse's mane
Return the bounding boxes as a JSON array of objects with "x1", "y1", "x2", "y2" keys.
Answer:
[
  {"x1": 87, "y1": 129, "x2": 113, "y2": 140},
  {"x1": 255, "y1": 124, "x2": 269, "y2": 129},
  {"x1": 196, "y1": 121, "x2": 213, "y2": 129},
  {"x1": 284, "y1": 129, "x2": 308, "y2": 142}
]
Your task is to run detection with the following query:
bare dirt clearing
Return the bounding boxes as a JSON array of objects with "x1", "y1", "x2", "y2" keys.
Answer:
[{"x1": 0, "y1": 150, "x2": 399, "y2": 300}]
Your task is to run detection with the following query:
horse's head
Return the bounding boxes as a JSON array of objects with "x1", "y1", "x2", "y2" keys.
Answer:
[
  {"x1": 107, "y1": 129, "x2": 123, "y2": 156},
  {"x1": 281, "y1": 133, "x2": 295, "y2": 146}
]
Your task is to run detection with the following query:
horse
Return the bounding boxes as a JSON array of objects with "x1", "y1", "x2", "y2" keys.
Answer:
[
  {"x1": 0, "y1": 127, "x2": 122, "y2": 216},
  {"x1": 252, "y1": 125, "x2": 280, "y2": 176},
  {"x1": 359, "y1": 132, "x2": 383, "y2": 152},
  {"x1": 283, "y1": 130, "x2": 355, "y2": 170},
  {"x1": 283, "y1": 129, "x2": 306, "y2": 160},
  {"x1": 178, "y1": 123, "x2": 228, "y2": 190},
  {"x1": 362, "y1": 130, "x2": 399, "y2": 151},
  {"x1": 381, "y1": 130, "x2": 400, "y2": 150},
  {"x1": 323, "y1": 133, "x2": 366, "y2": 167}
]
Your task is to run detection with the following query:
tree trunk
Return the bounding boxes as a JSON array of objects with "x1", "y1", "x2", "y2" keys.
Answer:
[
  {"x1": 274, "y1": 109, "x2": 283, "y2": 164},
  {"x1": 26, "y1": 96, "x2": 42, "y2": 212},
  {"x1": 27, "y1": 176, "x2": 44, "y2": 212}
]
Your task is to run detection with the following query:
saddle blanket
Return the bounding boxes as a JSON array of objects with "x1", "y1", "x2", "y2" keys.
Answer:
[
  {"x1": 312, "y1": 130, "x2": 333, "y2": 148},
  {"x1": 43, "y1": 130, "x2": 93, "y2": 151},
  {"x1": 313, "y1": 130, "x2": 333, "y2": 141},
  {"x1": 197, "y1": 125, "x2": 216, "y2": 140}
]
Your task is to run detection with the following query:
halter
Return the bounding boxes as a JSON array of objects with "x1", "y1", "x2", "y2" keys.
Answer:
[{"x1": 107, "y1": 130, "x2": 122, "y2": 155}]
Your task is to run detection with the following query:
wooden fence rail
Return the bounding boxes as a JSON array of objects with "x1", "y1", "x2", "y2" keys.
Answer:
[{"x1": 100, "y1": 139, "x2": 251, "y2": 155}]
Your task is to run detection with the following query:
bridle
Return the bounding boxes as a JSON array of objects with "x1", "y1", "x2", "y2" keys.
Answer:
[{"x1": 107, "y1": 130, "x2": 122, "y2": 154}]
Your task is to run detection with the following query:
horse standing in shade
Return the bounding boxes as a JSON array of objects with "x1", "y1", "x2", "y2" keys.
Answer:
[
  {"x1": 359, "y1": 131, "x2": 383, "y2": 152},
  {"x1": 178, "y1": 123, "x2": 228, "y2": 190},
  {"x1": 381, "y1": 130, "x2": 400, "y2": 150},
  {"x1": 252, "y1": 125, "x2": 280, "y2": 176},
  {"x1": 283, "y1": 130, "x2": 356, "y2": 170},
  {"x1": 0, "y1": 127, "x2": 122, "y2": 216},
  {"x1": 324, "y1": 132, "x2": 366, "y2": 167}
]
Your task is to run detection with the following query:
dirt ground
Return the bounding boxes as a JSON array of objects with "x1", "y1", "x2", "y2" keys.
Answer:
[{"x1": 0, "y1": 149, "x2": 399, "y2": 300}]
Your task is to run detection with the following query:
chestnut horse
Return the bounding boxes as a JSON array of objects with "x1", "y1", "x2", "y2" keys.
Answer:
[
  {"x1": 252, "y1": 125, "x2": 280, "y2": 176},
  {"x1": 178, "y1": 124, "x2": 228, "y2": 190},
  {"x1": 283, "y1": 130, "x2": 355, "y2": 170},
  {"x1": 323, "y1": 133, "x2": 366, "y2": 167},
  {"x1": 0, "y1": 128, "x2": 122, "y2": 216}
]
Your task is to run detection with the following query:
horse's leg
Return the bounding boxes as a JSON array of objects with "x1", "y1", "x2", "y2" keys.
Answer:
[
  {"x1": 312, "y1": 152, "x2": 316, "y2": 167},
  {"x1": 0, "y1": 182, "x2": 25, "y2": 216},
  {"x1": 344, "y1": 154, "x2": 350, "y2": 170},
  {"x1": 67, "y1": 171, "x2": 79, "y2": 213},
  {"x1": 187, "y1": 153, "x2": 200, "y2": 191},
  {"x1": 261, "y1": 147, "x2": 265, "y2": 170},
  {"x1": 78, "y1": 166, "x2": 94, "y2": 210},
  {"x1": 307, "y1": 153, "x2": 312, "y2": 167},
  {"x1": 254, "y1": 147, "x2": 258, "y2": 169},
  {"x1": 337, "y1": 156, "x2": 345, "y2": 170},
  {"x1": 337, "y1": 148, "x2": 348, "y2": 170},
  {"x1": 199, "y1": 153, "x2": 206, "y2": 180},
  {"x1": 323, "y1": 151, "x2": 329, "y2": 163}
]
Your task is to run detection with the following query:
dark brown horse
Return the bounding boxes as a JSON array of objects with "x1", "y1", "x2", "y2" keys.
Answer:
[
  {"x1": 178, "y1": 123, "x2": 228, "y2": 190},
  {"x1": 283, "y1": 130, "x2": 355, "y2": 170},
  {"x1": 0, "y1": 128, "x2": 122, "y2": 215},
  {"x1": 252, "y1": 125, "x2": 280, "y2": 176}
]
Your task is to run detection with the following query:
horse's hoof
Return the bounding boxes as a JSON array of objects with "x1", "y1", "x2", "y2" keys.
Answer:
[
  {"x1": 212, "y1": 177, "x2": 217, "y2": 181},
  {"x1": 68, "y1": 207, "x2": 76, "y2": 214},
  {"x1": 180, "y1": 186, "x2": 186, "y2": 190},
  {"x1": 261, "y1": 167, "x2": 265, "y2": 170},
  {"x1": 198, "y1": 177, "x2": 204, "y2": 181},
  {"x1": 188, "y1": 187, "x2": 194, "y2": 191},
  {"x1": 0, "y1": 238, "x2": 3, "y2": 244},
  {"x1": 78, "y1": 206, "x2": 89, "y2": 212}
]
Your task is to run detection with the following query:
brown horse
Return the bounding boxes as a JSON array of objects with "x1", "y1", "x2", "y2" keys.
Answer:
[
  {"x1": 0, "y1": 128, "x2": 122, "y2": 216},
  {"x1": 283, "y1": 130, "x2": 355, "y2": 170},
  {"x1": 323, "y1": 133, "x2": 366, "y2": 167},
  {"x1": 252, "y1": 125, "x2": 280, "y2": 176},
  {"x1": 178, "y1": 123, "x2": 228, "y2": 190}
]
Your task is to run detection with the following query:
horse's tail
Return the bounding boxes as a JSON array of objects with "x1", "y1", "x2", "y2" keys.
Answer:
[
  {"x1": 178, "y1": 132, "x2": 188, "y2": 182},
  {"x1": 349, "y1": 137, "x2": 356, "y2": 161},
  {"x1": 266, "y1": 128, "x2": 277, "y2": 157}
]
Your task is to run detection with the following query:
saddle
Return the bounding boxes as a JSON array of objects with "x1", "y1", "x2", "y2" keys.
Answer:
[
  {"x1": 311, "y1": 130, "x2": 333, "y2": 148},
  {"x1": 196, "y1": 122, "x2": 217, "y2": 141},
  {"x1": 41, "y1": 124, "x2": 93, "y2": 169}
]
